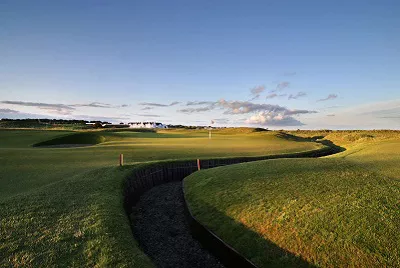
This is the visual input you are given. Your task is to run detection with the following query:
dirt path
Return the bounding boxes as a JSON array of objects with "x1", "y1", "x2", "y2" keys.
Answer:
[{"x1": 132, "y1": 181, "x2": 224, "y2": 268}]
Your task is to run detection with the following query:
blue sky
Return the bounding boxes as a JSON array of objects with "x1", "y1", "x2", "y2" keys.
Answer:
[{"x1": 1, "y1": 0, "x2": 399, "y2": 129}]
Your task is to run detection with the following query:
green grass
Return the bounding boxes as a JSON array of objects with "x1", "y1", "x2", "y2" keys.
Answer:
[
  {"x1": 333, "y1": 139, "x2": 400, "y2": 179},
  {"x1": 0, "y1": 128, "x2": 321, "y2": 266},
  {"x1": 184, "y1": 131, "x2": 400, "y2": 267},
  {"x1": 0, "y1": 165, "x2": 153, "y2": 267},
  {"x1": 0, "y1": 129, "x2": 74, "y2": 148},
  {"x1": 0, "y1": 129, "x2": 321, "y2": 200},
  {"x1": 33, "y1": 132, "x2": 106, "y2": 147}
]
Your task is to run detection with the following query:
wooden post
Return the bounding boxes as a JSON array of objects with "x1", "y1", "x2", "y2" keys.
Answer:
[
  {"x1": 209, "y1": 129, "x2": 212, "y2": 139},
  {"x1": 197, "y1": 159, "x2": 201, "y2": 171},
  {"x1": 119, "y1": 154, "x2": 124, "y2": 166}
]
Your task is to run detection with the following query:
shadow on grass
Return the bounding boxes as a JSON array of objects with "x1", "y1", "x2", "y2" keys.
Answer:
[
  {"x1": 276, "y1": 132, "x2": 346, "y2": 154},
  {"x1": 188, "y1": 198, "x2": 316, "y2": 268}
]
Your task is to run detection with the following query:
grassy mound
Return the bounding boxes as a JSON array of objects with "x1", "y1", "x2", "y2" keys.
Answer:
[
  {"x1": 184, "y1": 141, "x2": 400, "y2": 267},
  {"x1": 253, "y1": 127, "x2": 269, "y2": 132},
  {"x1": 33, "y1": 132, "x2": 106, "y2": 147}
]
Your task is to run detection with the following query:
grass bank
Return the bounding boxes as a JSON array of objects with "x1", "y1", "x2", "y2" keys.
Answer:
[
  {"x1": 184, "y1": 131, "x2": 400, "y2": 267},
  {"x1": 0, "y1": 165, "x2": 154, "y2": 267}
]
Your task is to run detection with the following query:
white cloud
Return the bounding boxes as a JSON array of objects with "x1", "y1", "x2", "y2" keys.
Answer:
[{"x1": 245, "y1": 111, "x2": 304, "y2": 126}]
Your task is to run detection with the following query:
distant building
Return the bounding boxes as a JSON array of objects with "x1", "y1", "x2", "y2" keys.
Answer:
[{"x1": 128, "y1": 122, "x2": 167, "y2": 129}]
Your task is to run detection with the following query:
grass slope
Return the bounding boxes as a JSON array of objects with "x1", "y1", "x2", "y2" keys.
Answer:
[
  {"x1": 0, "y1": 166, "x2": 153, "y2": 267},
  {"x1": 184, "y1": 131, "x2": 400, "y2": 267},
  {"x1": 0, "y1": 128, "x2": 321, "y2": 266},
  {"x1": 33, "y1": 132, "x2": 106, "y2": 147}
]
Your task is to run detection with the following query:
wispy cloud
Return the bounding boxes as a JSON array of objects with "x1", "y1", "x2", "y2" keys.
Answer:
[
  {"x1": 178, "y1": 106, "x2": 215, "y2": 113},
  {"x1": 135, "y1": 114, "x2": 162, "y2": 117},
  {"x1": 359, "y1": 106, "x2": 400, "y2": 117},
  {"x1": 213, "y1": 118, "x2": 230, "y2": 124},
  {"x1": 288, "y1": 92, "x2": 307, "y2": 100},
  {"x1": 276, "y1": 81, "x2": 290, "y2": 91},
  {"x1": 178, "y1": 101, "x2": 219, "y2": 113},
  {"x1": 0, "y1": 108, "x2": 20, "y2": 114},
  {"x1": 269, "y1": 82, "x2": 290, "y2": 93},
  {"x1": 218, "y1": 99, "x2": 316, "y2": 115},
  {"x1": 141, "y1": 107, "x2": 153, "y2": 110},
  {"x1": 283, "y1": 72, "x2": 296, "y2": 76},
  {"x1": 71, "y1": 114, "x2": 130, "y2": 121},
  {"x1": 249, "y1": 94, "x2": 260, "y2": 101},
  {"x1": 379, "y1": 116, "x2": 400, "y2": 119},
  {"x1": 265, "y1": 93, "x2": 288, "y2": 99},
  {"x1": 73, "y1": 102, "x2": 128, "y2": 108},
  {"x1": 317, "y1": 94, "x2": 338, "y2": 102},
  {"x1": 304, "y1": 99, "x2": 400, "y2": 129},
  {"x1": 139, "y1": 102, "x2": 180, "y2": 107},
  {"x1": 0, "y1": 108, "x2": 130, "y2": 122},
  {"x1": 265, "y1": 93, "x2": 278, "y2": 99},
  {"x1": 1, "y1": 100, "x2": 128, "y2": 115},
  {"x1": 250, "y1": 85, "x2": 266, "y2": 95},
  {"x1": 186, "y1": 101, "x2": 216, "y2": 106},
  {"x1": 327, "y1": 114, "x2": 335, "y2": 117},
  {"x1": 1, "y1": 100, "x2": 75, "y2": 115},
  {"x1": 326, "y1": 105, "x2": 342, "y2": 109}
]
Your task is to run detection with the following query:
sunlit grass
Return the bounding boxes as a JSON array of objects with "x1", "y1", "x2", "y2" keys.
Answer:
[
  {"x1": 184, "y1": 131, "x2": 400, "y2": 267},
  {"x1": 0, "y1": 128, "x2": 320, "y2": 266}
]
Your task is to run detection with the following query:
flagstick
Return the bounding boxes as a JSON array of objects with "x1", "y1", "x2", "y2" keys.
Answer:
[{"x1": 209, "y1": 120, "x2": 214, "y2": 139}]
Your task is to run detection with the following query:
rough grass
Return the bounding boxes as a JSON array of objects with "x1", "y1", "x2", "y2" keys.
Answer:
[
  {"x1": 333, "y1": 139, "x2": 400, "y2": 179},
  {"x1": 0, "y1": 128, "x2": 321, "y2": 266},
  {"x1": 0, "y1": 166, "x2": 153, "y2": 267},
  {"x1": 184, "y1": 132, "x2": 400, "y2": 267}
]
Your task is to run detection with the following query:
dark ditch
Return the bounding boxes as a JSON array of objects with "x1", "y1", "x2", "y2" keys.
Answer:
[
  {"x1": 126, "y1": 144, "x2": 343, "y2": 268},
  {"x1": 132, "y1": 181, "x2": 224, "y2": 268}
]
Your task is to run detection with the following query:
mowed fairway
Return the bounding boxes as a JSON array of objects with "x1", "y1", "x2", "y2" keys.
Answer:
[
  {"x1": 184, "y1": 131, "x2": 400, "y2": 267},
  {"x1": 0, "y1": 128, "x2": 322, "y2": 266}
]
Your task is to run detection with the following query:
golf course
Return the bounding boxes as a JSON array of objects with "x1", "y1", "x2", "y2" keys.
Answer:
[
  {"x1": 1, "y1": 128, "x2": 399, "y2": 267},
  {"x1": 185, "y1": 130, "x2": 400, "y2": 267}
]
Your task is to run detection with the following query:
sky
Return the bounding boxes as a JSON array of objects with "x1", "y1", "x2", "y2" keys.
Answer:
[{"x1": 1, "y1": 0, "x2": 400, "y2": 129}]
